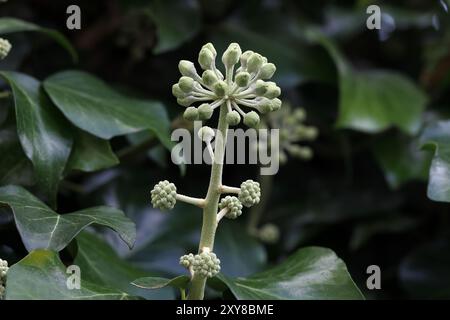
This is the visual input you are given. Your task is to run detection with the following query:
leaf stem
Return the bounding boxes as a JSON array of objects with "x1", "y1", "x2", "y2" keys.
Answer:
[
  {"x1": 219, "y1": 185, "x2": 240, "y2": 194},
  {"x1": 175, "y1": 194, "x2": 205, "y2": 208}
]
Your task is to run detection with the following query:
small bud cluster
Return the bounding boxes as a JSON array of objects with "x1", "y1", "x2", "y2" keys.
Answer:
[
  {"x1": 192, "y1": 251, "x2": 221, "y2": 278},
  {"x1": 172, "y1": 42, "x2": 281, "y2": 128},
  {"x1": 0, "y1": 38, "x2": 11, "y2": 60},
  {"x1": 267, "y1": 104, "x2": 318, "y2": 164},
  {"x1": 150, "y1": 180, "x2": 177, "y2": 211},
  {"x1": 238, "y1": 180, "x2": 261, "y2": 207},
  {"x1": 180, "y1": 250, "x2": 221, "y2": 278},
  {"x1": 219, "y1": 196, "x2": 243, "y2": 219},
  {"x1": 0, "y1": 259, "x2": 8, "y2": 299},
  {"x1": 257, "y1": 223, "x2": 280, "y2": 244},
  {"x1": 179, "y1": 253, "x2": 195, "y2": 268}
]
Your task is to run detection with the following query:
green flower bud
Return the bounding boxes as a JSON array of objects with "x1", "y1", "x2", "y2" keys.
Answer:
[
  {"x1": 179, "y1": 253, "x2": 195, "y2": 268},
  {"x1": 293, "y1": 108, "x2": 306, "y2": 121},
  {"x1": 183, "y1": 107, "x2": 199, "y2": 121},
  {"x1": 258, "y1": 223, "x2": 280, "y2": 244},
  {"x1": 177, "y1": 96, "x2": 196, "y2": 107},
  {"x1": 202, "y1": 42, "x2": 217, "y2": 57},
  {"x1": 259, "y1": 63, "x2": 276, "y2": 79},
  {"x1": 235, "y1": 72, "x2": 250, "y2": 87},
  {"x1": 198, "y1": 103, "x2": 213, "y2": 120},
  {"x1": 151, "y1": 180, "x2": 177, "y2": 211},
  {"x1": 289, "y1": 145, "x2": 313, "y2": 160},
  {"x1": 202, "y1": 70, "x2": 218, "y2": 86},
  {"x1": 172, "y1": 84, "x2": 187, "y2": 98},
  {"x1": 178, "y1": 60, "x2": 197, "y2": 78},
  {"x1": 271, "y1": 98, "x2": 282, "y2": 111},
  {"x1": 238, "y1": 179, "x2": 261, "y2": 207},
  {"x1": 198, "y1": 126, "x2": 215, "y2": 142},
  {"x1": 0, "y1": 38, "x2": 11, "y2": 60},
  {"x1": 263, "y1": 84, "x2": 281, "y2": 99},
  {"x1": 247, "y1": 53, "x2": 264, "y2": 74},
  {"x1": 213, "y1": 80, "x2": 228, "y2": 97},
  {"x1": 240, "y1": 50, "x2": 254, "y2": 69},
  {"x1": 199, "y1": 48, "x2": 214, "y2": 70},
  {"x1": 304, "y1": 127, "x2": 318, "y2": 140},
  {"x1": 257, "y1": 98, "x2": 273, "y2": 114},
  {"x1": 222, "y1": 43, "x2": 242, "y2": 68},
  {"x1": 243, "y1": 111, "x2": 260, "y2": 128},
  {"x1": 0, "y1": 259, "x2": 8, "y2": 279},
  {"x1": 226, "y1": 110, "x2": 241, "y2": 126},
  {"x1": 192, "y1": 251, "x2": 221, "y2": 278},
  {"x1": 255, "y1": 80, "x2": 268, "y2": 96},
  {"x1": 219, "y1": 196, "x2": 243, "y2": 219},
  {"x1": 178, "y1": 76, "x2": 195, "y2": 93}
]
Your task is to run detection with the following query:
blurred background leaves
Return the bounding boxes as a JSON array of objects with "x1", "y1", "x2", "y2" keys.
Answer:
[{"x1": 1, "y1": 0, "x2": 450, "y2": 299}]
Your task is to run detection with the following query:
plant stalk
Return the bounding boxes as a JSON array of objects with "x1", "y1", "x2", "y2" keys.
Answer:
[{"x1": 188, "y1": 104, "x2": 229, "y2": 300}]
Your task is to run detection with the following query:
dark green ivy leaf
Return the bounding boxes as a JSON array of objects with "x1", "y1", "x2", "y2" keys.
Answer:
[
  {"x1": 309, "y1": 31, "x2": 427, "y2": 135},
  {"x1": 0, "y1": 17, "x2": 78, "y2": 62},
  {"x1": 148, "y1": 0, "x2": 201, "y2": 54},
  {"x1": 0, "y1": 71, "x2": 73, "y2": 207},
  {"x1": 0, "y1": 185, "x2": 136, "y2": 252},
  {"x1": 43, "y1": 71, "x2": 172, "y2": 147},
  {"x1": 5, "y1": 250, "x2": 135, "y2": 300},
  {"x1": 66, "y1": 129, "x2": 119, "y2": 173},
  {"x1": 217, "y1": 246, "x2": 364, "y2": 300},
  {"x1": 74, "y1": 232, "x2": 174, "y2": 300}
]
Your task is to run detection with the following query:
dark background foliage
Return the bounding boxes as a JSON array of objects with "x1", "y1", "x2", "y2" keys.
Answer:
[{"x1": 1, "y1": 0, "x2": 450, "y2": 299}]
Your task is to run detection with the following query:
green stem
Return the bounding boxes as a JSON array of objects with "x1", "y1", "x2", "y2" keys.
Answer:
[{"x1": 188, "y1": 104, "x2": 229, "y2": 300}]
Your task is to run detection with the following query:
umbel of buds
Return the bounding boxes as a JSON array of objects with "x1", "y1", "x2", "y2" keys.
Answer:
[
  {"x1": 0, "y1": 258, "x2": 8, "y2": 300},
  {"x1": 0, "y1": 38, "x2": 11, "y2": 60},
  {"x1": 172, "y1": 42, "x2": 281, "y2": 128},
  {"x1": 265, "y1": 104, "x2": 318, "y2": 164}
]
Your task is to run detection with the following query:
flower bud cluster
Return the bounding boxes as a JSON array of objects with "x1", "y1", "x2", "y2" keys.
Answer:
[
  {"x1": 219, "y1": 196, "x2": 243, "y2": 219},
  {"x1": 238, "y1": 180, "x2": 261, "y2": 208},
  {"x1": 150, "y1": 180, "x2": 177, "y2": 211},
  {"x1": 173, "y1": 42, "x2": 282, "y2": 128},
  {"x1": 0, "y1": 38, "x2": 11, "y2": 60},
  {"x1": 267, "y1": 104, "x2": 318, "y2": 164},
  {"x1": 0, "y1": 259, "x2": 8, "y2": 300}
]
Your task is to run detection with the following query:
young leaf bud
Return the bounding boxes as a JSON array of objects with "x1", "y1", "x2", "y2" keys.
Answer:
[
  {"x1": 198, "y1": 103, "x2": 213, "y2": 120},
  {"x1": 226, "y1": 110, "x2": 241, "y2": 125},
  {"x1": 202, "y1": 70, "x2": 219, "y2": 86},
  {"x1": 255, "y1": 80, "x2": 268, "y2": 96},
  {"x1": 259, "y1": 63, "x2": 276, "y2": 79},
  {"x1": 246, "y1": 53, "x2": 264, "y2": 74},
  {"x1": 257, "y1": 97, "x2": 273, "y2": 114},
  {"x1": 172, "y1": 84, "x2": 187, "y2": 98},
  {"x1": 183, "y1": 106, "x2": 199, "y2": 121},
  {"x1": 243, "y1": 111, "x2": 260, "y2": 128},
  {"x1": 177, "y1": 96, "x2": 196, "y2": 107},
  {"x1": 199, "y1": 48, "x2": 214, "y2": 70},
  {"x1": 202, "y1": 42, "x2": 217, "y2": 57},
  {"x1": 264, "y1": 84, "x2": 281, "y2": 99},
  {"x1": 271, "y1": 98, "x2": 282, "y2": 111},
  {"x1": 213, "y1": 80, "x2": 228, "y2": 97},
  {"x1": 240, "y1": 50, "x2": 254, "y2": 69},
  {"x1": 235, "y1": 72, "x2": 250, "y2": 87},
  {"x1": 178, "y1": 76, "x2": 195, "y2": 93},
  {"x1": 222, "y1": 43, "x2": 242, "y2": 68},
  {"x1": 178, "y1": 60, "x2": 197, "y2": 78}
]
